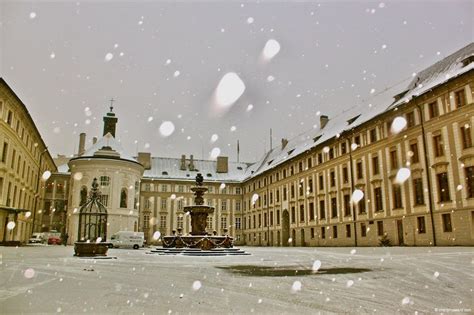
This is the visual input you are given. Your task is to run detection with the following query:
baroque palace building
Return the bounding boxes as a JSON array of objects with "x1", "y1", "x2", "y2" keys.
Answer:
[
  {"x1": 2, "y1": 42, "x2": 473, "y2": 247},
  {"x1": 0, "y1": 78, "x2": 56, "y2": 244}
]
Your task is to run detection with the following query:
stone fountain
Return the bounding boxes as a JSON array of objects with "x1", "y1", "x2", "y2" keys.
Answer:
[{"x1": 161, "y1": 173, "x2": 233, "y2": 250}]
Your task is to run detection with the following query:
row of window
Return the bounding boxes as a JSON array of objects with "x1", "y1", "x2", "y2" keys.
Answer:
[
  {"x1": 245, "y1": 167, "x2": 473, "y2": 216},
  {"x1": 244, "y1": 168, "x2": 472, "y2": 228},
  {"x1": 0, "y1": 177, "x2": 35, "y2": 210},
  {"x1": 246, "y1": 126, "x2": 471, "y2": 204},
  {"x1": 245, "y1": 214, "x2": 454, "y2": 243},
  {"x1": 0, "y1": 100, "x2": 45, "y2": 161},
  {"x1": 145, "y1": 215, "x2": 235, "y2": 231},
  {"x1": 79, "y1": 184, "x2": 138, "y2": 209},
  {"x1": 1, "y1": 141, "x2": 39, "y2": 189},
  {"x1": 146, "y1": 197, "x2": 242, "y2": 212},
  {"x1": 142, "y1": 182, "x2": 242, "y2": 195}
]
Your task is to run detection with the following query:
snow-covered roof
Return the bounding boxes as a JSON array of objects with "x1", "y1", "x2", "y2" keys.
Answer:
[
  {"x1": 80, "y1": 133, "x2": 138, "y2": 162},
  {"x1": 242, "y1": 103, "x2": 387, "y2": 180},
  {"x1": 389, "y1": 42, "x2": 474, "y2": 109},
  {"x1": 143, "y1": 157, "x2": 250, "y2": 183},
  {"x1": 242, "y1": 42, "x2": 474, "y2": 180},
  {"x1": 57, "y1": 163, "x2": 70, "y2": 173}
]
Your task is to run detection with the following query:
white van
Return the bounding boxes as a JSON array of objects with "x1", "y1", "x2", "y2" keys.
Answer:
[{"x1": 110, "y1": 231, "x2": 144, "y2": 249}]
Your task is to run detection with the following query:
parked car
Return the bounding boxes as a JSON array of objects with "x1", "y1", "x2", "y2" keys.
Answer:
[
  {"x1": 29, "y1": 233, "x2": 46, "y2": 244},
  {"x1": 47, "y1": 235, "x2": 62, "y2": 245},
  {"x1": 110, "y1": 231, "x2": 144, "y2": 249}
]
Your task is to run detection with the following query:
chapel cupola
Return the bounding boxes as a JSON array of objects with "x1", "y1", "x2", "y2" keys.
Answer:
[{"x1": 103, "y1": 98, "x2": 118, "y2": 137}]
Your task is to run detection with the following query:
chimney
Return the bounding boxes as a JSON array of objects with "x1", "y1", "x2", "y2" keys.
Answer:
[
  {"x1": 137, "y1": 152, "x2": 151, "y2": 170},
  {"x1": 78, "y1": 133, "x2": 86, "y2": 156},
  {"x1": 281, "y1": 138, "x2": 289, "y2": 150},
  {"x1": 189, "y1": 154, "x2": 195, "y2": 171},
  {"x1": 320, "y1": 115, "x2": 329, "y2": 129},
  {"x1": 216, "y1": 156, "x2": 228, "y2": 173},
  {"x1": 92, "y1": 137, "x2": 98, "y2": 145},
  {"x1": 180, "y1": 155, "x2": 186, "y2": 170}
]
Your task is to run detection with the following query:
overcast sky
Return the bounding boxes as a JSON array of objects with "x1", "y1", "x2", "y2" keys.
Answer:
[{"x1": 1, "y1": 0, "x2": 472, "y2": 163}]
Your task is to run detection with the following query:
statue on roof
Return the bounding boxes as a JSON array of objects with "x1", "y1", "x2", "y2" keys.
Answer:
[{"x1": 195, "y1": 173, "x2": 204, "y2": 186}]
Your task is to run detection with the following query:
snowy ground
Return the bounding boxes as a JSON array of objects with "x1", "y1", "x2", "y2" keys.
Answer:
[{"x1": 0, "y1": 245, "x2": 472, "y2": 314}]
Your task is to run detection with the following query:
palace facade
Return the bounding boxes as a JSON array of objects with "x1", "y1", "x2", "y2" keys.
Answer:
[{"x1": 0, "y1": 78, "x2": 56, "y2": 244}]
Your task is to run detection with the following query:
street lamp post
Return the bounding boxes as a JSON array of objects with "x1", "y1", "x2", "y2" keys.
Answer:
[{"x1": 31, "y1": 148, "x2": 48, "y2": 236}]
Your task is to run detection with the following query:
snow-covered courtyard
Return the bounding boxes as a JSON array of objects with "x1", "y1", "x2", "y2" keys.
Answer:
[{"x1": 0, "y1": 246, "x2": 472, "y2": 314}]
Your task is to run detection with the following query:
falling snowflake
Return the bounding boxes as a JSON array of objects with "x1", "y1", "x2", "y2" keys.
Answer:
[
  {"x1": 210, "y1": 147, "x2": 221, "y2": 159},
  {"x1": 29, "y1": 12, "x2": 37, "y2": 19},
  {"x1": 262, "y1": 39, "x2": 281, "y2": 60},
  {"x1": 401, "y1": 297, "x2": 412, "y2": 305},
  {"x1": 246, "y1": 104, "x2": 254, "y2": 112},
  {"x1": 159, "y1": 121, "x2": 175, "y2": 137},
  {"x1": 390, "y1": 116, "x2": 407, "y2": 134},
  {"x1": 395, "y1": 168, "x2": 411, "y2": 184},
  {"x1": 104, "y1": 53, "x2": 114, "y2": 62},
  {"x1": 346, "y1": 280, "x2": 354, "y2": 288},
  {"x1": 210, "y1": 134, "x2": 219, "y2": 143},
  {"x1": 153, "y1": 231, "x2": 161, "y2": 240},
  {"x1": 24, "y1": 268, "x2": 35, "y2": 278},
  {"x1": 230, "y1": 126, "x2": 237, "y2": 132},
  {"x1": 312, "y1": 260, "x2": 322, "y2": 272},
  {"x1": 247, "y1": 17, "x2": 254, "y2": 24},
  {"x1": 251, "y1": 193, "x2": 259, "y2": 205},
  {"x1": 6, "y1": 221, "x2": 15, "y2": 230},
  {"x1": 192, "y1": 280, "x2": 202, "y2": 291},
  {"x1": 42, "y1": 170, "x2": 52, "y2": 181},
  {"x1": 50, "y1": 52, "x2": 56, "y2": 59},
  {"x1": 291, "y1": 281, "x2": 302, "y2": 293},
  {"x1": 215, "y1": 72, "x2": 246, "y2": 107},
  {"x1": 351, "y1": 189, "x2": 364, "y2": 204}
]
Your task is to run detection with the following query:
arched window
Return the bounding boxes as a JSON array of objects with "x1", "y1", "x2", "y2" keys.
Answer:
[
  {"x1": 120, "y1": 188, "x2": 127, "y2": 208},
  {"x1": 79, "y1": 186, "x2": 88, "y2": 206}
]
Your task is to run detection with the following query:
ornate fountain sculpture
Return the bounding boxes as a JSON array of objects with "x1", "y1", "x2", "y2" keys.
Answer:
[{"x1": 161, "y1": 173, "x2": 233, "y2": 250}]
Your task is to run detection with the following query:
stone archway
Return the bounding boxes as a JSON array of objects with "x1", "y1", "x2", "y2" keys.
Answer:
[{"x1": 282, "y1": 210, "x2": 290, "y2": 246}]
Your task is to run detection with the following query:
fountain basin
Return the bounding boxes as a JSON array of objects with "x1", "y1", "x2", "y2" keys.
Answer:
[
  {"x1": 74, "y1": 242, "x2": 111, "y2": 257},
  {"x1": 162, "y1": 235, "x2": 233, "y2": 250}
]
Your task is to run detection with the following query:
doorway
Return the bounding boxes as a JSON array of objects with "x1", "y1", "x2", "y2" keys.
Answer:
[
  {"x1": 282, "y1": 210, "x2": 290, "y2": 246},
  {"x1": 300, "y1": 229, "x2": 305, "y2": 246},
  {"x1": 397, "y1": 220, "x2": 404, "y2": 245}
]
